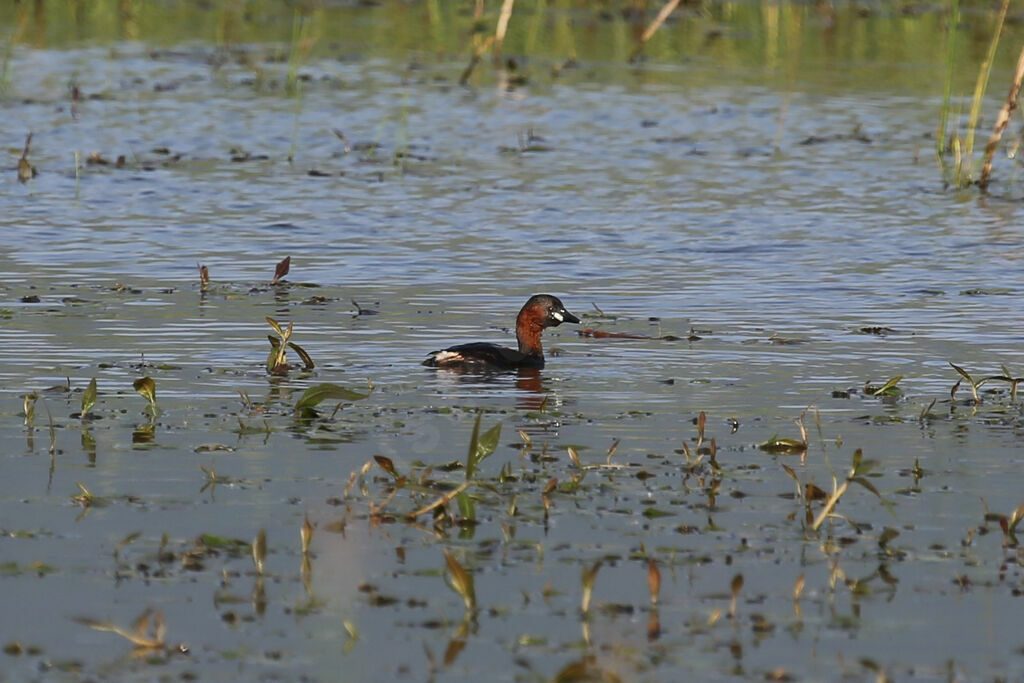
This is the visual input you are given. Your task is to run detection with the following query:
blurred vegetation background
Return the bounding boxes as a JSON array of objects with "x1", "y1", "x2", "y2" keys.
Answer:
[{"x1": 3, "y1": 0, "x2": 1023, "y2": 95}]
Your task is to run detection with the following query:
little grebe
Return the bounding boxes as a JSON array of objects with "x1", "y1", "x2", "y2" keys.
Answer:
[{"x1": 423, "y1": 294, "x2": 579, "y2": 370}]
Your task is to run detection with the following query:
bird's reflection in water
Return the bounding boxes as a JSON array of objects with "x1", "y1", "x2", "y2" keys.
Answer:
[
  {"x1": 427, "y1": 366, "x2": 564, "y2": 438},
  {"x1": 514, "y1": 367, "x2": 544, "y2": 410}
]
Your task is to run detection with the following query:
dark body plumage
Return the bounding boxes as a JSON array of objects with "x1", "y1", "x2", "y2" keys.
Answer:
[{"x1": 423, "y1": 294, "x2": 579, "y2": 371}]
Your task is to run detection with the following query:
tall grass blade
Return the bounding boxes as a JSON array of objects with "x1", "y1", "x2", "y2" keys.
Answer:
[
  {"x1": 964, "y1": 0, "x2": 1010, "y2": 163},
  {"x1": 937, "y1": 0, "x2": 960, "y2": 159}
]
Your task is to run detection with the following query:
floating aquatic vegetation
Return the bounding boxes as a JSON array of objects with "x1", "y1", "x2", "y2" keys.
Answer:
[
  {"x1": 464, "y1": 410, "x2": 501, "y2": 480},
  {"x1": 580, "y1": 560, "x2": 601, "y2": 616},
  {"x1": 647, "y1": 558, "x2": 661, "y2": 606},
  {"x1": 443, "y1": 549, "x2": 475, "y2": 612},
  {"x1": 759, "y1": 434, "x2": 806, "y2": 456},
  {"x1": 132, "y1": 376, "x2": 156, "y2": 413},
  {"x1": 266, "y1": 316, "x2": 314, "y2": 375},
  {"x1": 252, "y1": 529, "x2": 267, "y2": 575},
  {"x1": 812, "y1": 449, "x2": 889, "y2": 531},
  {"x1": 865, "y1": 375, "x2": 903, "y2": 397},
  {"x1": 729, "y1": 573, "x2": 744, "y2": 620},
  {"x1": 16, "y1": 132, "x2": 35, "y2": 183},
  {"x1": 80, "y1": 377, "x2": 97, "y2": 419},
  {"x1": 351, "y1": 299, "x2": 378, "y2": 316},
  {"x1": 270, "y1": 256, "x2": 290, "y2": 285},
  {"x1": 947, "y1": 362, "x2": 1018, "y2": 405},
  {"x1": 22, "y1": 391, "x2": 37, "y2": 428},
  {"x1": 293, "y1": 381, "x2": 372, "y2": 417}
]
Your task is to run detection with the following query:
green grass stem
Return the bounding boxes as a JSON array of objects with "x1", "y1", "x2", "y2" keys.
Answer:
[
  {"x1": 964, "y1": 0, "x2": 1010, "y2": 162},
  {"x1": 936, "y1": 0, "x2": 959, "y2": 159}
]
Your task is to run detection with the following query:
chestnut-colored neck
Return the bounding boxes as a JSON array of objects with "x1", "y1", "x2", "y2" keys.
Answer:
[{"x1": 516, "y1": 310, "x2": 545, "y2": 357}]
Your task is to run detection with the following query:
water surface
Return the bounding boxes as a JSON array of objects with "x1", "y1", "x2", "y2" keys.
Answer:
[{"x1": 3, "y1": 2, "x2": 1024, "y2": 680}]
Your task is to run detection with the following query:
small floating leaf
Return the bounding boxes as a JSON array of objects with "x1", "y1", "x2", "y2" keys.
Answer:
[
  {"x1": 75, "y1": 607, "x2": 166, "y2": 650},
  {"x1": 301, "y1": 514, "x2": 313, "y2": 555},
  {"x1": 465, "y1": 411, "x2": 501, "y2": 479},
  {"x1": 295, "y1": 383, "x2": 371, "y2": 412},
  {"x1": 729, "y1": 573, "x2": 744, "y2": 619},
  {"x1": 351, "y1": 299, "x2": 379, "y2": 316},
  {"x1": 265, "y1": 316, "x2": 286, "y2": 338},
  {"x1": 443, "y1": 549, "x2": 476, "y2": 611},
  {"x1": 252, "y1": 529, "x2": 267, "y2": 575},
  {"x1": 17, "y1": 156, "x2": 33, "y2": 183},
  {"x1": 270, "y1": 256, "x2": 291, "y2": 285},
  {"x1": 288, "y1": 342, "x2": 315, "y2": 370},
  {"x1": 759, "y1": 435, "x2": 806, "y2": 454},
  {"x1": 23, "y1": 392, "x2": 37, "y2": 426},
  {"x1": 567, "y1": 446, "x2": 582, "y2": 469},
  {"x1": 870, "y1": 375, "x2": 903, "y2": 396},
  {"x1": 374, "y1": 455, "x2": 399, "y2": 479},
  {"x1": 647, "y1": 558, "x2": 661, "y2": 606},
  {"x1": 133, "y1": 377, "x2": 156, "y2": 407},
  {"x1": 1007, "y1": 502, "x2": 1024, "y2": 533},
  {"x1": 878, "y1": 527, "x2": 900, "y2": 550},
  {"x1": 605, "y1": 439, "x2": 620, "y2": 465},
  {"x1": 81, "y1": 378, "x2": 97, "y2": 417},
  {"x1": 949, "y1": 362, "x2": 972, "y2": 383},
  {"x1": 17, "y1": 133, "x2": 34, "y2": 183},
  {"x1": 580, "y1": 561, "x2": 601, "y2": 614}
]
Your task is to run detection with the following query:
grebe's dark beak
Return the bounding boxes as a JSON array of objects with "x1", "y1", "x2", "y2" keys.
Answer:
[{"x1": 551, "y1": 307, "x2": 580, "y2": 325}]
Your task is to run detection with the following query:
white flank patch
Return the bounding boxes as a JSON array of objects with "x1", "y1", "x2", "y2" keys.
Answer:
[{"x1": 432, "y1": 351, "x2": 464, "y2": 365}]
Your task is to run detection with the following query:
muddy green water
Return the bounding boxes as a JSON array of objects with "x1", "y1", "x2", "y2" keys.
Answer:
[{"x1": 3, "y1": 1, "x2": 1024, "y2": 680}]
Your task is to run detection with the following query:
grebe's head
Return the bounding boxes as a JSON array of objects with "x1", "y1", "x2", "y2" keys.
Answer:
[{"x1": 519, "y1": 294, "x2": 580, "y2": 328}]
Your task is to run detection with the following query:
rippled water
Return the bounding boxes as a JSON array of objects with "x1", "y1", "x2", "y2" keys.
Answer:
[{"x1": 3, "y1": 2, "x2": 1024, "y2": 681}]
